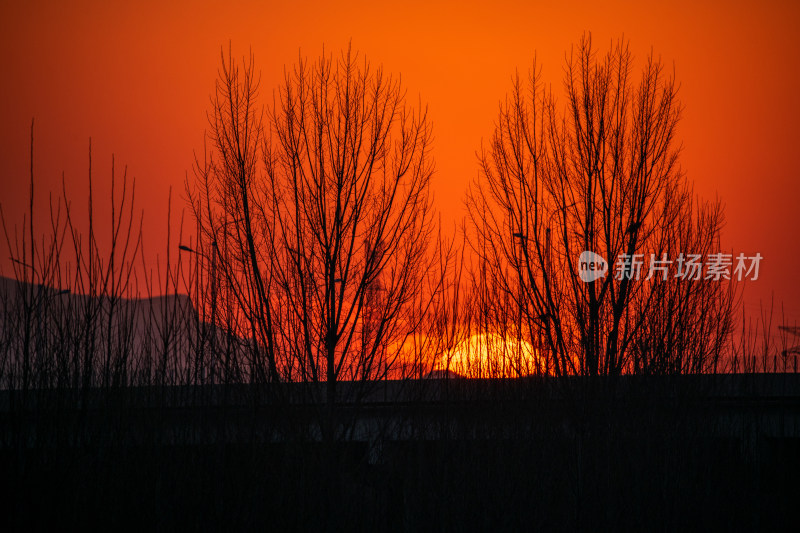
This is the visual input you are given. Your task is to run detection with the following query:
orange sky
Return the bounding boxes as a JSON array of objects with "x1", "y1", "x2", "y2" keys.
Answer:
[{"x1": 1, "y1": 0, "x2": 799, "y2": 324}]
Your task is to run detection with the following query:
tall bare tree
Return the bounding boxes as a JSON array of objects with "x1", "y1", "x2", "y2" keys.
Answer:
[
  {"x1": 188, "y1": 45, "x2": 452, "y2": 436},
  {"x1": 468, "y1": 34, "x2": 736, "y2": 377},
  {"x1": 264, "y1": 44, "x2": 440, "y2": 390}
]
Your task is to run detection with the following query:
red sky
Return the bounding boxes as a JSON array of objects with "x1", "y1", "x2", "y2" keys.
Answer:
[{"x1": 1, "y1": 0, "x2": 799, "y2": 325}]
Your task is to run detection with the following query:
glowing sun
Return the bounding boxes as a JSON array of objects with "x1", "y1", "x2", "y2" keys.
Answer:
[{"x1": 437, "y1": 333, "x2": 543, "y2": 378}]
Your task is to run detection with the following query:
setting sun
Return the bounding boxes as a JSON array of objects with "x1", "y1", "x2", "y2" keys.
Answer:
[{"x1": 438, "y1": 332, "x2": 543, "y2": 378}]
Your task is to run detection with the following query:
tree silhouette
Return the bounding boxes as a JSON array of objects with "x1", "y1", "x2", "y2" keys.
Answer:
[
  {"x1": 188, "y1": 44, "x2": 450, "y2": 436},
  {"x1": 467, "y1": 34, "x2": 736, "y2": 377}
]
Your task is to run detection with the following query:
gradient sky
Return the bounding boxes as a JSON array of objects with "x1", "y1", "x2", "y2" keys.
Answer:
[{"x1": 1, "y1": 0, "x2": 799, "y2": 325}]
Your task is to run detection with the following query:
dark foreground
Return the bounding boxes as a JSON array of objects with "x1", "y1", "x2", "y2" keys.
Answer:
[{"x1": 2, "y1": 374, "x2": 799, "y2": 531}]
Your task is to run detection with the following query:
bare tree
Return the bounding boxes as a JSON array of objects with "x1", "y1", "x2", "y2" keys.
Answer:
[
  {"x1": 265, "y1": 44, "x2": 440, "y2": 389},
  {"x1": 188, "y1": 44, "x2": 452, "y2": 437},
  {"x1": 468, "y1": 34, "x2": 736, "y2": 377}
]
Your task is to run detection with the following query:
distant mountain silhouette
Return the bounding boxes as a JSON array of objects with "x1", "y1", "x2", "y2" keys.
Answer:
[{"x1": 0, "y1": 275, "x2": 238, "y2": 387}]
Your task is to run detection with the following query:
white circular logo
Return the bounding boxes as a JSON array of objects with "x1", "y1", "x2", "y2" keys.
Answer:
[{"x1": 578, "y1": 251, "x2": 608, "y2": 282}]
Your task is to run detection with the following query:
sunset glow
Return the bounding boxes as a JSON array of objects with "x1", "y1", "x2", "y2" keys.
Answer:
[
  {"x1": 1, "y1": 1, "x2": 798, "y2": 325},
  {"x1": 3, "y1": 3, "x2": 800, "y2": 529}
]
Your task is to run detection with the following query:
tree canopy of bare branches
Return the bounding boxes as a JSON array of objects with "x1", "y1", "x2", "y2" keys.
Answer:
[
  {"x1": 188, "y1": 44, "x2": 447, "y2": 410},
  {"x1": 468, "y1": 34, "x2": 736, "y2": 377}
]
